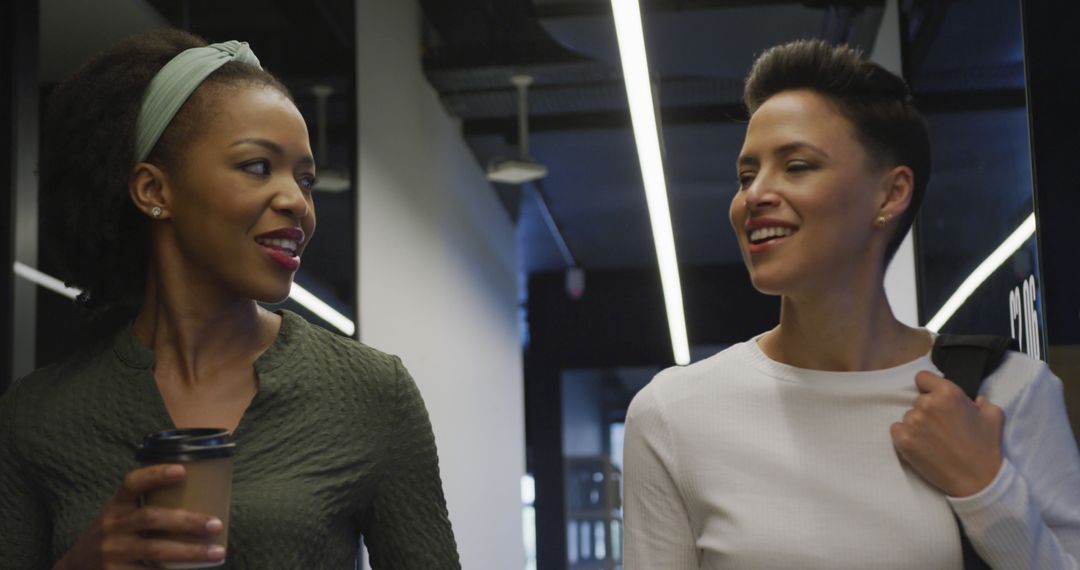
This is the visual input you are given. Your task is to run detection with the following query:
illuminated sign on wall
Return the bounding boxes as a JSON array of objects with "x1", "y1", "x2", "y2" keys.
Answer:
[{"x1": 1009, "y1": 274, "x2": 1042, "y2": 359}]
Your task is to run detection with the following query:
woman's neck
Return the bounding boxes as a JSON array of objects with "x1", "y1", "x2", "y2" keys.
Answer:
[
  {"x1": 132, "y1": 268, "x2": 279, "y2": 387},
  {"x1": 759, "y1": 280, "x2": 931, "y2": 372}
]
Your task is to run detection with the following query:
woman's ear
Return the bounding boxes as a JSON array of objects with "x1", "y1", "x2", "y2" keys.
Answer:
[
  {"x1": 877, "y1": 165, "x2": 915, "y2": 221},
  {"x1": 129, "y1": 162, "x2": 170, "y2": 220}
]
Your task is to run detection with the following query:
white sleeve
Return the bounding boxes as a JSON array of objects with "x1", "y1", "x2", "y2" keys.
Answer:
[
  {"x1": 622, "y1": 382, "x2": 700, "y2": 570},
  {"x1": 948, "y1": 365, "x2": 1080, "y2": 570}
]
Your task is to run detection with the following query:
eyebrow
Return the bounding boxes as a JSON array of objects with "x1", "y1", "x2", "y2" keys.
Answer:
[
  {"x1": 229, "y1": 138, "x2": 315, "y2": 168},
  {"x1": 737, "y1": 141, "x2": 831, "y2": 169}
]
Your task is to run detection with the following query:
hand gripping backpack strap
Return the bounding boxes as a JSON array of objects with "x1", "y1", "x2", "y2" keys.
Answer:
[
  {"x1": 931, "y1": 334, "x2": 1013, "y2": 399},
  {"x1": 930, "y1": 333, "x2": 1013, "y2": 570}
]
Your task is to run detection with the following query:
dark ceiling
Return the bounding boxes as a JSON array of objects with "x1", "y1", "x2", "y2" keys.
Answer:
[{"x1": 417, "y1": 0, "x2": 1029, "y2": 283}]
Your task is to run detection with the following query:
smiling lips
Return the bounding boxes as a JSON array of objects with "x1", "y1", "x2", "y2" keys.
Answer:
[
  {"x1": 255, "y1": 228, "x2": 305, "y2": 271},
  {"x1": 745, "y1": 218, "x2": 798, "y2": 254}
]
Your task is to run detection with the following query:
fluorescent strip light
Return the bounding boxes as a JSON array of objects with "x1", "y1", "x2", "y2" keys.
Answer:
[
  {"x1": 13, "y1": 261, "x2": 81, "y2": 299},
  {"x1": 290, "y1": 281, "x2": 356, "y2": 336},
  {"x1": 611, "y1": 0, "x2": 690, "y2": 365},
  {"x1": 925, "y1": 213, "x2": 1036, "y2": 332},
  {"x1": 12, "y1": 261, "x2": 355, "y2": 337}
]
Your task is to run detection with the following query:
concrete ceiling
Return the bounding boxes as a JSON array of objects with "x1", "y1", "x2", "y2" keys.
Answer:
[{"x1": 421, "y1": 0, "x2": 1031, "y2": 280}]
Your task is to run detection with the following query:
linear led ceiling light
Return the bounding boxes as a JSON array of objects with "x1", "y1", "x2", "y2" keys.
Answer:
[
  {"x1": 611, "y1": 0, "x2": 690, "y2": 365},
  {"x1": 925, "y1": 213, "x2": 1036, "y2": 332},
  {"x1": 12, "y1": 261, "x2": 356, "y2": 337},
  {"x1": 13, "y1": 261, "x2": 81, "y2": 299},
  {"x1": 288, "y1": 281, "x2": 356, "y2": 336}
]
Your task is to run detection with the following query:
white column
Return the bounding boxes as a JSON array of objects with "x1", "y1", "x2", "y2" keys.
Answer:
[
  {"x1": 871, "y1": 0, "x2": 921, "y2": 327},
  {"x1": 12, "y1": 0, "x2": 38, "y2": 380},
  {"x1": 355, "y1": 0, "x2": 527, "y2": 567}
]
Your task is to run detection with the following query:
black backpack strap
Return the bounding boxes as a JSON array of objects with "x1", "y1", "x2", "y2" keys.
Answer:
[
  {"x1": 929, "y1": 333, "x2": 1013, "y2": 570},
  {"x1": 930, "y1": 334, "x2": 1013, "y2": 399}
]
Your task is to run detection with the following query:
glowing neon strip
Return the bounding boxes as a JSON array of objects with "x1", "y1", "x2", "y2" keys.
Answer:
[
  {"x1": 925, "y1": 213, "x2": 1037, "y2": 332},
  {"x1": 288, "y1": 281, "x2": 356, "y2": 336},
  {"x1": 13, "y1": 261, "x2": 81, "y2": 299},
  {"x1": 12, "y1": 261, "x2": 356, "y2": 336},
  {"x1": 611, "y1": 0, "x2": 690, "y2": 365}
]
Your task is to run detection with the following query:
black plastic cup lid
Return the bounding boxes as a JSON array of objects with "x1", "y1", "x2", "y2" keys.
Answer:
[{"x1": 135, "y1": 428, "x2": 236, "y2": 463}]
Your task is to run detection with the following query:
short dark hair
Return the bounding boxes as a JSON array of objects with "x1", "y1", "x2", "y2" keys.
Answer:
[
  {"x1": 743, "y1": 39, "x2": 931, "y2": 263},
  {"x1": 39, "y1": 29, "x2": 291, "y2": 323}
]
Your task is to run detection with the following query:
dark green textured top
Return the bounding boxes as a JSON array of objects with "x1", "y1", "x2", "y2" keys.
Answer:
[{"x1": 0, "y1": 310, "x2": 461, "y2": 569}]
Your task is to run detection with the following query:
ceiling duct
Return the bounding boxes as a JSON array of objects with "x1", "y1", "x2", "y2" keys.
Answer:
[
  {"x1": 486, "y1": 74, "x2": 549, "y2": 184},
  {"x1": 536, "y1": 1, "x2": 885, "y2": 79}
]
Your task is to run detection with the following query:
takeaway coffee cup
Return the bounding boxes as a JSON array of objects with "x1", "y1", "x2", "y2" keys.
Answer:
[{"x1": 135, "y1": 428, "x2": 236, "y2": 569}]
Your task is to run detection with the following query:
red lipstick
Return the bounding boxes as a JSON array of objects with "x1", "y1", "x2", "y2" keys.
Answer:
[{"x1": 255, "y1": 227, "x2": 305, "y2": 272}]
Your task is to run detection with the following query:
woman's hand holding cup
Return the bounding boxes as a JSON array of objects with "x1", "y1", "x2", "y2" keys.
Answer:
[{"x1": 53, "y1": 464, "x2": 225, "y2": 570}]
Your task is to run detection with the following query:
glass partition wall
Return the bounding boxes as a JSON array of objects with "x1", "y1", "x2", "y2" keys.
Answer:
[
  {"x1": 1019, "y1": 0, "x2": 1080, "y2": 438},
  {"x1": 905, "y1": 0, "x2": 1044, "y2": 355},
  {"x1": 906, "y1": 0, "x2": 1080, "y2": 442}
]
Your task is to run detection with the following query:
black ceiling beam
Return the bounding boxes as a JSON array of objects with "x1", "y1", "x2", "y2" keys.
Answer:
[
  {"x1": 307, "y1": 0, "x2": 353, "y2": 51},
  {"x1": 420, "y1": 0, "x2": 586, "y2": 63},
  {"x1": 902, "y1": 0, "x2": 954, "y2": 78},
  {"x1": 534, "y1": 0, "x2": 881, "y2": 19},
  {"x1": 460, "y1": 86, "x2": 1025, "y2": 137},
  {"x1": 145, "y1": 0, "x2": 355, "y2": 77},
  {"x1": 423, "y1": 42, "x2": 588, "y2": 70},
  {"x1": 270, "y1": 0, "x2": 353, "y2": 51},
  {"x1": 536, "y1": 0, "x2": 796, "y2": 18},
  {"x1": 912, "y1": 88, "x2": 1026, "y2": 114},
  {"x1": 462, "y1": 102, "x2": 748, "y2": 136}
]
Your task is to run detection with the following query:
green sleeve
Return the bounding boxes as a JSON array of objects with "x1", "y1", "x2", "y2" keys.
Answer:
[
  {"x1": 360, "y1": 358, "x2": 461, "y2": 569},
  {"x1": 0, "y1": 379, "x2": 52, "y2": 568}
]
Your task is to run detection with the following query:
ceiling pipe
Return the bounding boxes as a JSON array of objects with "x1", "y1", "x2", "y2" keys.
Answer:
[
  {"x1": 486, "y1": 73, "x2": 547, "y2": 184},
  {"x1": 512, "y1": 75, "x2": 576, "y2": 267},
  {"x1": 531, "y1": 181, "x2": 577, "y2": 269},
  {"x1": 485, "y1": 74, "x2": 576, "y2": 269},
  {"x1": 513, "y1": 73, "x2": 533, "y2": 160}
]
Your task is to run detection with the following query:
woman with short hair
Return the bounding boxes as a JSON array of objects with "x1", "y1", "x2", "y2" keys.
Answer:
[{"x1": 622, "y1": 39, "x2": 1080, "y2": 569}]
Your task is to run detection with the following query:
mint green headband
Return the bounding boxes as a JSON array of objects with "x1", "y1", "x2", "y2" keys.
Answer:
[{"x1": 133, "y1": 40, "x2": 262, "y2": 163}]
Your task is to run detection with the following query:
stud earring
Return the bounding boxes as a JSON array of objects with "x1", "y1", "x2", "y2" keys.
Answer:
[
  {"x1": 876, "y1": 214, "x2": 891, "y2": 227},
  {"x1": 150, "y1": 206, "x2": 163, "y2": 219}
]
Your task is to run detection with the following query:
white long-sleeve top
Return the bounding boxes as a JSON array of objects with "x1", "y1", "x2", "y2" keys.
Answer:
[{"x1": 623, "y1": 337, "x2": 1080, "y2": 569}]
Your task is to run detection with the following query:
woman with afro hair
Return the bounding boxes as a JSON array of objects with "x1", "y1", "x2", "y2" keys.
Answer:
[{"x1": 0, "y1": 29, "x2": 460, "y2": 569}]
